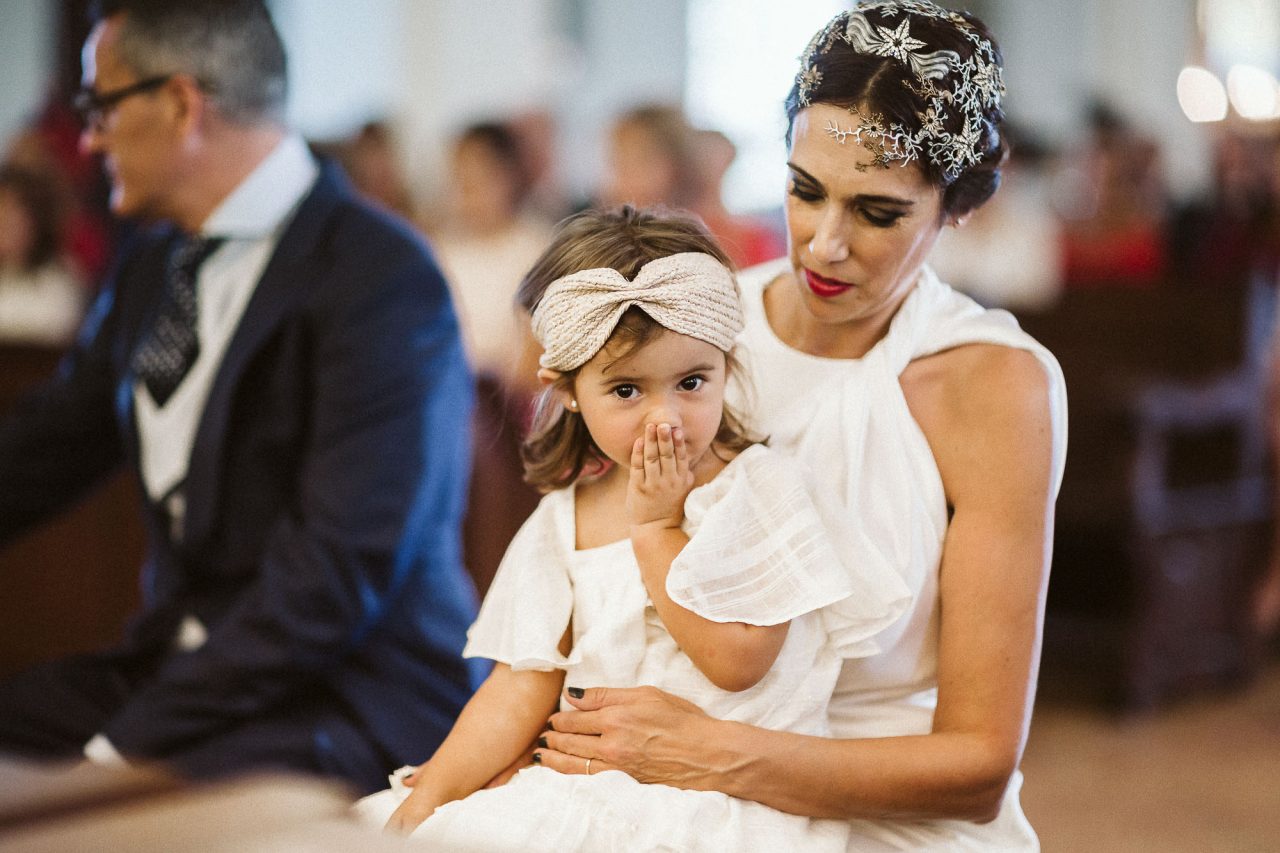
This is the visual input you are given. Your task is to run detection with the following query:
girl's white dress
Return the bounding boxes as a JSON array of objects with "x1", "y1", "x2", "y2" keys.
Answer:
[
  {"x1": 733, "y1": 260, "x2": 1068, "y2": 851},
  {"x1": 355, "y1": 443, "x2": 912, "y2": 851}
]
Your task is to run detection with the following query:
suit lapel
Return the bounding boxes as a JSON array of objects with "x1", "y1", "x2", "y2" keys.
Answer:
[{"x1": 181, "y1": 164, "x2": 348, "y2": 546}]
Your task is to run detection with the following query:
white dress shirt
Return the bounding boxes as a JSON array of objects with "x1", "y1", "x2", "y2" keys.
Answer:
[{"x1": 134, "y1": 134, "x2": 319, "y2": 538}]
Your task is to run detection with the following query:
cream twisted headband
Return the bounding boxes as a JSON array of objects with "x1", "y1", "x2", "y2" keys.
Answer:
[{"x1": 532, "y1": 252, "x2": 744, "y2": 372}]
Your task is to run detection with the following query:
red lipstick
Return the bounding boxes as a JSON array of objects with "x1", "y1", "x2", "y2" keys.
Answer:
[{"x1": 804, "y1": 268, "x2": 854, "y2": 298}]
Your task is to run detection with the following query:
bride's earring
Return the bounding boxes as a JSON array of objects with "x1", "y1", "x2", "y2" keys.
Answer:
[{"x1": 568, "y1": 399, "x2": 579, "y2": 412}]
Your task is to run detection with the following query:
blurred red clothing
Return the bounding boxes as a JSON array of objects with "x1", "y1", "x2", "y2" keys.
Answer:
[{"x1": 1061, "y1": 222, "x2": 1166, "y2": 288}]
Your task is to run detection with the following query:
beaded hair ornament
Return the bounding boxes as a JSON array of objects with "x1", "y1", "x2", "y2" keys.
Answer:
[{"x1": 795, "y1": 0, "x2": 1004, "y2": 183}]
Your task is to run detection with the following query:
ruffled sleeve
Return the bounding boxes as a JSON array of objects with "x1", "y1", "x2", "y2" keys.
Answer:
[
  {"x1": 463, "y1": 490, "x2": 579, "y2": 671},
  {"x1": 668, "y1": 445, "x2": 911, "y2": 658}
]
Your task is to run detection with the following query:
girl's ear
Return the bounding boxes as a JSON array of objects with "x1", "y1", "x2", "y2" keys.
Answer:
[{"x1": 537, "y1": 367, "x2": 577, "y2": 413}]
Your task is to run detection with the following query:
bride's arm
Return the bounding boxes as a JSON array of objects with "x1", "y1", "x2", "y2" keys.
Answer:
[{"x1": 536, "y1": 345, "x2": 1056, "y2": 822}]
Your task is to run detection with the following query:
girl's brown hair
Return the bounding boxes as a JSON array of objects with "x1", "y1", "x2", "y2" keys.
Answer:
[{"x1": 516, "y1": 205, "x2": 756, "y2": 491}]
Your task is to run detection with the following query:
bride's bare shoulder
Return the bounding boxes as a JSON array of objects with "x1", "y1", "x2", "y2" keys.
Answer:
[
  {"x1": 899, "y1": 344, "x2": 1053, "y2": 501},
  {"x1": 900, "y1": 343, "x2": 1049, "y2": 415}
]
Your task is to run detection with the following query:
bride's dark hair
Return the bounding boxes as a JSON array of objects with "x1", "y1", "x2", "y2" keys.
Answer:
[{"x1": 784, "y1": 4, "x2": 1009, "y2": 218}]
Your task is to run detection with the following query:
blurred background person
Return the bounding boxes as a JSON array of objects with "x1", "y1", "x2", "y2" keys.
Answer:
[
  {"x1": 328, "y1": 120, "x2": 416, "y2": 222},
  {"x1": 600, "y1": 103, "x2": 783, "y2": 269},
  {"x1": 428, "y1": 120, "x2": 553, "y2": 392},
  {"x1": 1263, "y1": 307, "x2": 1280, "y2": 642},
  {"x1": 1258, "y1": 140, "x2": 1280, "y2": 643},
  {"x1": 600, "y1": 103, "x2": 697, "y2": 211},
  {"x1": 426, "y1": 120, "x2": 551, "y2": 596},
  {"x1": 509, "y1": 108, "x2": 569, "y2": 224},
  {"x1": 0, "y1": 163, "x2": 86, "y2": 345},
  {"x1": 1054, "y1": 101, "x2": 1169, "y2": 289},
  {"x1": 1167, "y1": 128, "x2": 1280, "y2": 291},
  {"x1": 6, "y1": 100, "x2": 115, "y2": 286},
  {"x1": 689, "y1": 128, "x2": 784, "y2": 268}
]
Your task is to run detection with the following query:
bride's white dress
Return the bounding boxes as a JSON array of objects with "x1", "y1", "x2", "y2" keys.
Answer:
[{"x1": 734, "y1": 260, "x2": 1067, "y2": 851}]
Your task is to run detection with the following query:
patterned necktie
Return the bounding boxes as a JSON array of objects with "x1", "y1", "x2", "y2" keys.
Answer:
[{"x1": 132, "y1": 235, "x2": 225, "y2": 407}]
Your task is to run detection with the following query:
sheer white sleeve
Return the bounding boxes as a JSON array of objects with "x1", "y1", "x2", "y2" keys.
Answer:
[{"x1": 668, "y1": 445, "x2": 910, "y2": 657}]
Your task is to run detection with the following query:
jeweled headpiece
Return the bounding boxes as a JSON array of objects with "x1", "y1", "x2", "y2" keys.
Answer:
[{"x1": 794, "y1": 0, "x2": 1004, "y2": 183}]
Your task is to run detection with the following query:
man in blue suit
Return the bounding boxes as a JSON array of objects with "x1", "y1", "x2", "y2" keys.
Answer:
[{"x1": 0, "y1": 0, "x2": 483, "y2": 793}]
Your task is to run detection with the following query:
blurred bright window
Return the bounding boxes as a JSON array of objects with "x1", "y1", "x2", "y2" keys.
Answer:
[
  {"x1": 684, "y1": 0, "x2": 843, "y2": 214},
  {"x1": 1197, "y1": 0, "x2": 1280, "y2": 120},
  {"x1": 1200, "y1": 0, "x2": 1280, "y2": 74}
]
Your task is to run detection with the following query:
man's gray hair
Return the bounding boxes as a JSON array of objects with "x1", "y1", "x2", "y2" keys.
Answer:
[{"x1": 100, "y1": 0, "x2": 287, "y2": 124}]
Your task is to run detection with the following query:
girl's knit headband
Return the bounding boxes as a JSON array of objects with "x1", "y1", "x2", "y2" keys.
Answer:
[{"x1": 532, "y1": 252, "x2": 744, "y2": 372}]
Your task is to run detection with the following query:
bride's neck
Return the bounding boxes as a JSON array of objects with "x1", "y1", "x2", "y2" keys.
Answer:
[{"x1": 763, "y1": 273, "x2": 891, "y2": 360}]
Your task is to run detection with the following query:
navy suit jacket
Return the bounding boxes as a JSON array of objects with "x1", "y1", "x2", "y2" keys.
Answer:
[{"x1": 0, "y1": 163, "x2": 482, "y2": 781}]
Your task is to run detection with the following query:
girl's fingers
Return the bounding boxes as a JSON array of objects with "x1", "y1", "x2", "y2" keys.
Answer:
[
  {"x1": 672, "y1": 426, "x2": 688, "y2": 476},
  {"x1": 656, "y1": 423, "x2": 675, "y2": 474},
  {"x1": 643, "y1": 423, "x2": 662, "y2": 482}
]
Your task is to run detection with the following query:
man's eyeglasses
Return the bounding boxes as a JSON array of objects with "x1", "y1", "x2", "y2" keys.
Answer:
[{"x1": 72, "y1": 75, "x2": 173, "y2": 130}]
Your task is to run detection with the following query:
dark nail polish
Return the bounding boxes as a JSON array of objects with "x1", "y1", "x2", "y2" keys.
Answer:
[
  {"x1": 531, "y1": 752, "x2": 542, "y2": 765},
  {"x1": 537, "y1": 736, "x2": 548, "y2": 748},
  {"x1": 544, "y1": 719, "x2": 554, "y2": 732},
  {"x1": 567, "y1": 686, "x2": 584, "y2": 699}
]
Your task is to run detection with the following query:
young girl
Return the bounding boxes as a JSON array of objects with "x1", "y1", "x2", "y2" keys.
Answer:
[{"x1": 354, "y1": 206, "x2": 910, "y2": 851}]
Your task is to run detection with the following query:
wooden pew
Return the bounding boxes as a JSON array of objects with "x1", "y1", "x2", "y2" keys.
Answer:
[
  {"x1": 0, "y1": 344, "x2": 144, "y2": 679},
  {"x1": 1017, "y1": 276, "x2": 1276, "y2": 709}
]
